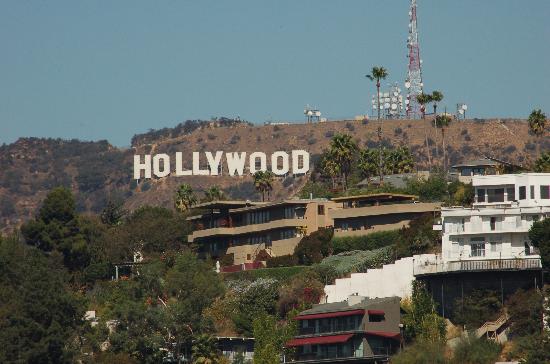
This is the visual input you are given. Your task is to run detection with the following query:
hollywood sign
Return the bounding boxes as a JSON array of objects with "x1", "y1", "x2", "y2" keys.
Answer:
[{"x1": 133, "y1": 150, "x2": 310, "y2": 179}]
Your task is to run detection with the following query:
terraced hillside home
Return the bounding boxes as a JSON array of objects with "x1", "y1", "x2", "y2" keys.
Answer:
[
  {"x1": 329, "y1": 193, "x2": 440, "y2": 238},
  {"x1": 187, "y1": 199, "x2": 337, "y2": 265},
  {"x1": 285, "y1": 296, "x2": 401, "y2": 364},
  {"x1": 450, "y1": 157, "x2": 522, "y2": 184},
  {"x1": 417, "y1": 173, "x2": 548, "y2": 316}
]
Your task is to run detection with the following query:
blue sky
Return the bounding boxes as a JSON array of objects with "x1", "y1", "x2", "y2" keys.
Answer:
[{"x1": 1, "y1": 0, "x2": 549, "y2": 147}]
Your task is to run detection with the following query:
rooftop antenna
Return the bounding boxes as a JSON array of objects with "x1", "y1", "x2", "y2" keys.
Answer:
[{"x1": 405, "y1": 0, "x2": 424, "y2": 119}]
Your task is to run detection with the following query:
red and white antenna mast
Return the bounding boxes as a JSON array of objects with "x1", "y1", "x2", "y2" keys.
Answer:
[{"x1": 405, "y1": 0, "x2": 424, "y2": 119}]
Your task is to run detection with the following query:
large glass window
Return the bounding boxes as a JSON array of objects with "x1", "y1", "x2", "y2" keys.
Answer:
[
  {"x1": 530, "y1": 186, "x2": 535, "y2": 199},
  {"x1": 490, "y1": 217, "x2": 497, "y2": 231},
  {"x1": 461, "y1": 168, "x2": 472, "y2": 176},
  {"x1": 487, "y1": 188, "x2": 504, "y2": 203}
]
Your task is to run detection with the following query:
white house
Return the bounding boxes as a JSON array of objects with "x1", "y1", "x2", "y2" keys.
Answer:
[{"x1": 439, "y1": 173, "x2": 549, "y2": 262}]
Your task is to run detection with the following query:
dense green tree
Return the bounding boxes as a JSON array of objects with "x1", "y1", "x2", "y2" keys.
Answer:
[
  {"x1": 0, "y1": 236, "x2": 85, "y2": 363},
  {"x1": 451, "y1": 289, "x2": 502, "y2": 329},
  {"x1": 21, "y1": 187, "x2": 92, "y2": 271},
  {"x1": 192, "y1": 334, "x2": 220, "y2": 364},
  {"x1": 232, "y1": 279, "x2": 279, "y2": 336},
  {"x1": 395, "y1": 213, "x2": 439, "y2": 258},
  {"x1": 534, "y1": 151, "x2": 550, "y2": 172},
  {"x1": 319, "y1": 152, "x2": 341, "y2": 190},
  {"x1": 293, "y1": 228, "x2": 334, "y2": 265},
  {"x1": 528, "y1": 218, "x2": 550, "y2": 269},
  {"x1": 252, "y1": 313, "x2": 296, "y2": 364},
  {"x1": 277, "y1": 270, "x2": 325, "y2": 317},
  {"x1": 402, "y1": 281, "x2": 446, "y2": 342},
  {"x1": 405, "y1": 173, "x2": 448, "y2": 202},
  {"x1": 357, "y1": 148, "x2": 379, "y2": 185},
  {"x1": 174, "y1": 183, "x2": 198, "y2": 212},
  {"x1": 528, "y1": 109, "x2": 547, "y2": 136},
  {"x1": 506, "y1": 289, "x2": 543, "y2": 337},
  {"x1": 385, "y1": 147, "x2": 415, "y2": 174},
  {"x1": 100, "y1": 199, "x2": 127, "y2": 226}
]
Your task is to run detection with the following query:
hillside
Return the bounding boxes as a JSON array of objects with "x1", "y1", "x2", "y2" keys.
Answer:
[{"x1": 1, "y1": 117, "x2": 548, "y2": 232}]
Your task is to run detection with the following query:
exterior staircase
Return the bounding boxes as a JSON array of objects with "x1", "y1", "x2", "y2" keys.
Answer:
[{"x1": 475, "y1": 311, "x2": 510, "y2": 343}]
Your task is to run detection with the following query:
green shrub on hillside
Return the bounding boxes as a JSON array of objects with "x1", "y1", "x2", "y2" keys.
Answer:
[
  {"x1": 224, "y1": 266, "x2": 308, "y2": 282},
  {"x1": 451, "y1": 335, "x2": 502, "y2": 364},
  {"x1": 331, "y1": 230, "x2": 400, "y2": 254},
  {"x1": 317, "y1": 246, "x2": 394, "y2": 277}
]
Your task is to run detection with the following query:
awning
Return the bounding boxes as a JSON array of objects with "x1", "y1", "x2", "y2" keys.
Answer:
[
  {"x1": 295, "y1": 309, "x2": 365, "y2": 320},
  {"x1": 286, "y1": 334, "x2": 354, "y2": 347},
  {"x1": 366, "y1": 331, "x2": 401, "y2": 340},
  {"x1": 367, "y1": 310, "x2": 385, "y2": 315}
]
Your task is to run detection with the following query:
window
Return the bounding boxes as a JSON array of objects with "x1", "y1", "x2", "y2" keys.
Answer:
[
  {"x1": 369, "y1": 314, "x2": 385, "y2": 322},
  {"x1": 541, "y1": 186, "x2": 550, "y2": 199},
  {"x1": 461, "y1": 168, "x2": 472, "y2": 176},
  {"x1": 490, "y1": 241, "x2": 501, "y2": 253},
  {"x1": 318, "y1": 205, "x2": 325, "y2": 215},
  {"x1": 477, "y1": 189, "x2": 486, "y2": 202},
  {"x1": 519, "y1": 186, "x2": 526, "y2": 200},
  {"x1": 490, "y1": 217, "x2": 497, "y2": 231},
  {"x1": 470, "y1": 238, "x2": 485, "y2": 257},
  {"x1": 507, "y1": 187, "x2": 515, "y2": 201},
  {"x1": 246, "y1": 254, "x2": 251, "y2": 260},
  {"x1": 488, "y1": 189, "x2": 504, "y2": 203},
  {"x1": 530, "y1": 185, "x2": 535, "y2": 199}
]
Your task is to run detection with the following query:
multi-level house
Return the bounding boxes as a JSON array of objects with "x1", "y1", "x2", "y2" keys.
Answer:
[
  {"x1": 285, "y1": 296, "x2": 401, "y2": 364},
  {"x1": 187, "y1": 199, "x2": 337, "y2": 265},
  {"x1": 415, "y1": 173, "x2": 548, "y2": 316},
  {"x1": 329, "y1": 193, "x2": 440, "y2": 238}
]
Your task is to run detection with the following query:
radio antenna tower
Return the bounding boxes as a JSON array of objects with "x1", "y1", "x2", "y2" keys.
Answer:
[{"x1": 405, "y1": 0, "x2": 424, "y2": 119}]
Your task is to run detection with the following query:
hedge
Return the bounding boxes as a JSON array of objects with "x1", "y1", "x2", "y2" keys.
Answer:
[
  {"x1": 331, "y1": 230, "x2": 400, "y2": 254},
  {"x1": 223, "y1": 265, "x2": 309, "y2": 282},
  {"x1": 318, "y1": 246, "x2": 395, "y2": 277}
]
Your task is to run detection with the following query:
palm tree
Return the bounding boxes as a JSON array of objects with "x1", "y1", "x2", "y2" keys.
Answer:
[
  {"x1": 174, "y1": 183, "x2": 197, "y2": 213},
  {"x1": 431, "y1": 91, "x2": 444, "y2": 115},
  {"x1": 204, "y1": 185, "x2": 224, "y2": 202},
  {"x1": 320, "y1": 152, "x2": 341, "y2": 190},
  {"x1": 434, "y1": 114, "x2": 453, "y2": 172},
  {"x1": 528, "y1": 109, "x2": 547, "y2": 136},
  {"x1": 366, "y1": 66, "x2": 389, "y2": 120},
  {"x1": 416, "y1": 93, "x2": 432, "y2": 119},
  {"x1": 329, "y1": 134, "x2": 358, "y2": 190},
  {"x1": 253, "y1": 170, "x2": 274, "y2": 201},
  {"x1": 357, "y1": 148, "x2": 379, "y2": 186},
  {"x1": 366, "y1": 67, "x2": 389, "y2": 185}
]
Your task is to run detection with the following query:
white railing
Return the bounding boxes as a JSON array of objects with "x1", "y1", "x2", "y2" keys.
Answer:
[{"x1": 414, "y1": 257, "x2": 542, "y2": 276}]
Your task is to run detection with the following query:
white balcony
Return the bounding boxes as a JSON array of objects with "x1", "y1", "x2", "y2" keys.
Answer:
[{"x1": 413, "y1": 255, "x2": 542, "y2": 276}]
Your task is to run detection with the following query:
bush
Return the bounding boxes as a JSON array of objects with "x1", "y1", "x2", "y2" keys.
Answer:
[
  {"x1": 318, "y1": 246, "x2": 394, "y2": 277},
  {"x1": 505, "y1": 288, "x2": 543, "y2": 336},
  {"x1": 207, "y1": 133, "x2": 217, "y2": 140},
  {"x1": 294, "y1": 228, "x2": 334, "y2": 265},
  {"x1": 224, "y1": 266, "x2": 308, "y2": 282},
  {"x1": 267, "y1": 255, "x2": 299, "y2": 268},
  {"x1": 331, "y1": 230, "x2": 400, "y2": 254},
  {"x1": 307, "y1": 137, "x2": 317, "y2": 145},
  {"x1": 392, "y1": 339, "x2": 446, "y2": 364},
  {"x1": 451, "y1": 335, "x2": 502, "y2": 364},
  {"x1": 503, "y1": 145, "x2": 517, "y2": 154},
  {"x1": 394, "y1": 127, "x2": 403, "y2": 135},
  {"x1": 229, "y1": 134, "x2": 241, "y2": 144},
  {"x1": 394, "y1": 213, "x2": 439, "y2": 258}
]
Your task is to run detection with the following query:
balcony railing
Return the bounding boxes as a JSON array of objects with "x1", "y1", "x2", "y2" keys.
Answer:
[{"x1": 414, "y1": 257, "x2": 542, "y2": 276}]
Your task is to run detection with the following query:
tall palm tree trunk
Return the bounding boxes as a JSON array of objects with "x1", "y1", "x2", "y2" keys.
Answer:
[
  {"x1": 433, "y1": 120, "x2": 439, "y2": 162},
  {"x1": 442, "y1": 128, "x2": 447, "y2": 172},
  {"x1": 433, "y1": 104, "x2": 437, "y2": 116},
  {"x1": 424, "y1": 122, "x2": 432, "y2": 169},
  {"x1": 377, "y1": 80, "x2": 384, "y2": 185},
  {"x1": 376, "y1": 82, "x2": 381, "y2": 120}
]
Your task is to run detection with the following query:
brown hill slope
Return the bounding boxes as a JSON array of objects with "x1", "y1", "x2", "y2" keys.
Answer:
[{"x1": 1, "y1": 118, "x2": 548, "y2": 232}]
